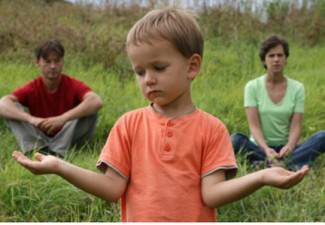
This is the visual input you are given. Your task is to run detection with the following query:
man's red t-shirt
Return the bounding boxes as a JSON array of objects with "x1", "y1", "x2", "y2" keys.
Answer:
[{"x1": 12, "y1": 74, "x2": 91, "y2": 118}]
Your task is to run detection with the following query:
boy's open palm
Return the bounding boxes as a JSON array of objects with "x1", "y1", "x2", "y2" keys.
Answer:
[
  {"x1": 262, "y1": 165, "x2": 309, "y2": 189},
  {"x1": 12, "y1": 151, "x2": 60, "y2": 175}
]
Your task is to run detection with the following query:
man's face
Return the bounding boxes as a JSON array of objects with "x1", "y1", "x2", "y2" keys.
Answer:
[{"x1": 37, "y1": 52, "x2": 64, "y2": 81}]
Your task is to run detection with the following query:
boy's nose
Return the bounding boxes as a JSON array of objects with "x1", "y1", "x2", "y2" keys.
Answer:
[{"x1": 145, "y1": 72, "x2": 156, "y2": 85}]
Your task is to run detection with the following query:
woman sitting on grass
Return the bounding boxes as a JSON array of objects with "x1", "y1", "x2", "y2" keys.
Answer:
[{"x1": 232, "y1": 35, "x2": 325, "y2": 171}]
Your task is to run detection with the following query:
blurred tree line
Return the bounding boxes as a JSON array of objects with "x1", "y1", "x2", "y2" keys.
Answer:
[{"x1": 0, "y1": 0, "x2": 324, "y2": 73}]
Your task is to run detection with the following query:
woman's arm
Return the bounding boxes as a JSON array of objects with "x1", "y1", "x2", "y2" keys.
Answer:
[
  {"x1": 245, "y1": 107, "x2": 279, "y2": 158},
  {"x1": 201, "y1": 166, "x2": 308, "y2": 208},
  {"x1": 12, "y1": 151, "x2": 127, "y2": 202},
  {"x1": 279, "y1": 113, "x2": 303, "y2": 158}
]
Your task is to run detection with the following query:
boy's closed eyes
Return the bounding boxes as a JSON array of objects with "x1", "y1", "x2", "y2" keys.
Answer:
[{"x1": 134, "y1": 63, "x2": 169, "y2": 76}]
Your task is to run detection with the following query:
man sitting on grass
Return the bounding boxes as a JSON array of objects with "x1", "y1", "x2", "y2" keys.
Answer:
[{"x1": 0, "y1": 39, "x2": 103, "y2": 157}]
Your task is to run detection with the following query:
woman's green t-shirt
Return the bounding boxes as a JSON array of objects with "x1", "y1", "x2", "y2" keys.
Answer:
[{"x1": 244, "y1": 75, "x2": 304, "y2": 146}]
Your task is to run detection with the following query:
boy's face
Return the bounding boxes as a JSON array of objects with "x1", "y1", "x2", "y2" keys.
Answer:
[
  {"x1": 263, "y1": 44, "x2": 287, "y2": 74},
  {"x1": 127, "y1": 39, "x2": 201, "y2": 109},
  {"x1": 37, "y1": 52, "x2": 64, "y2": 82}
]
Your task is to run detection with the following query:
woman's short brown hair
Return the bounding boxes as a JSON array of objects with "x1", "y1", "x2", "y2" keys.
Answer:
[{"x1": 259, "y1": 35, "x2": 289, "y2": 69}]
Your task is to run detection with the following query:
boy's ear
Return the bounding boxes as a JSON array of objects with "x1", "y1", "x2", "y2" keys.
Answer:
[{"x1": 187, "y1": 53, "x2": 201, "y2": 80}]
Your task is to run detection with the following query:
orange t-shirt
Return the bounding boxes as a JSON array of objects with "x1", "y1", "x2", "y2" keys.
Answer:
[{"x1": 97, "y1": 106, "x2": 237, "y2": 222}]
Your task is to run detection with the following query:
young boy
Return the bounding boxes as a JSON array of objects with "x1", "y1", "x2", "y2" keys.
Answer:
[{"x1": 13, "y1": 8, "x2": 309, "y2": 222}]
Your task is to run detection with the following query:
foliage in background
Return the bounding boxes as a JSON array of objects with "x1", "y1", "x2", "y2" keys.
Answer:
[{"x1": 0, "y1": 0, "x2": 325, "y2": 73}]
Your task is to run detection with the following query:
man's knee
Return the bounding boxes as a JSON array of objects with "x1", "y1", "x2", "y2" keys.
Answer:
[{"x1": 72, "y1": 113, "x2": 98, "y2": 144}]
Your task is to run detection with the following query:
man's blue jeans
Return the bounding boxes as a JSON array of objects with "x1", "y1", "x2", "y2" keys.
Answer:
[{"x1": 231, "y1": 131, "x2": 325, "y2": 170}]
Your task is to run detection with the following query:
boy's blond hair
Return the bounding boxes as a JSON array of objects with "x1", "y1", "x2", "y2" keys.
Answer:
[{"x1": 126, "y1": 8, "x2": 203, "y2": 58}]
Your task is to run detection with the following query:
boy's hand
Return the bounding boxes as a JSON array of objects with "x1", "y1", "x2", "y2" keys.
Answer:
[
  {"x1": 12, "y1": 151, "x2": 61, "y2": 175},
  {"x1": 261, "y1": 165, "x2": 309, "y2": 189}
]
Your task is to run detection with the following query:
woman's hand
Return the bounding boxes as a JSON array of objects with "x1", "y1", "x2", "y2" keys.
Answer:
[
  {"x1": 264, "y1": 147, "x2": 280, "y2": 159},
  {"x1": 279, "y1": 145, "x2": 293, "y2": 158},
  {"x1": 12, "y1": 151, "x2": 62, "y2": 175}
]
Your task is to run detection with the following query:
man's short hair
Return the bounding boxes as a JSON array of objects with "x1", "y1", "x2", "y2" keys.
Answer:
[
  {"x1": 259, "y1": 35, "x2": 289, "y2": 68},
  {"x1": 126, "y1": 8, "x2": 204, "y2": 58},
  {"x1": 35, "y1": 39, "x2": 65, "y2": 60}
]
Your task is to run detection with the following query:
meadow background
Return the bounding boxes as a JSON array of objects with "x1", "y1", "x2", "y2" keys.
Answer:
[{"x1": 0, "y1": 0, "x2": 324, "y2": 221}]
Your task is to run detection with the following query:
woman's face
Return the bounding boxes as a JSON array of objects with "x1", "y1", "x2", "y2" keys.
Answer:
[{"x1": 264, "y1": 44, "x2": 287, "y2": 75}]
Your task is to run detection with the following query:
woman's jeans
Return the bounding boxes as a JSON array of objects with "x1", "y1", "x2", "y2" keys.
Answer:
[{"x1": 231, "y1": 131, "x2": 325, "y2": 171}]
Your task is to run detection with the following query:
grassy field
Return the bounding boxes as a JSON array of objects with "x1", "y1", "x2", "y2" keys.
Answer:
[{"x1": 0, "y1": 40, "x2": 324, "y2": 221}]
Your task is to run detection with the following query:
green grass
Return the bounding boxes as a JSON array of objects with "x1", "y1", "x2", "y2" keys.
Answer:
[{"x1": 0, "y1": 41, "x2": 324, "y2": 221}]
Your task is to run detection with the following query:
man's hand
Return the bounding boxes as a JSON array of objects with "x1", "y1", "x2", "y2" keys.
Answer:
[
  {"x1": 12, "y1": 151, "x2": 62, "y2": 175},
  {"x1": 279, "y1": 145, "x2": 293, "y2": 158},
  {"x1": 28, "y1": 116, "x2": 45, "y2": 128},
  {"x1": 261, "y1": 165, "x2": 309, "y2": 189},
  {"x1": 38, "y1": 116, "x2": 67, "y2": 135}
]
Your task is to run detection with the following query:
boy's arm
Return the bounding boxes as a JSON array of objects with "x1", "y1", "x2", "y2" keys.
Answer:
[
  {"x1": 12, "y1": 151, "x2": 127, "y2": 202},
  {"x1": 201, "y1": 166, "x2": 308, "y2": 208}
]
